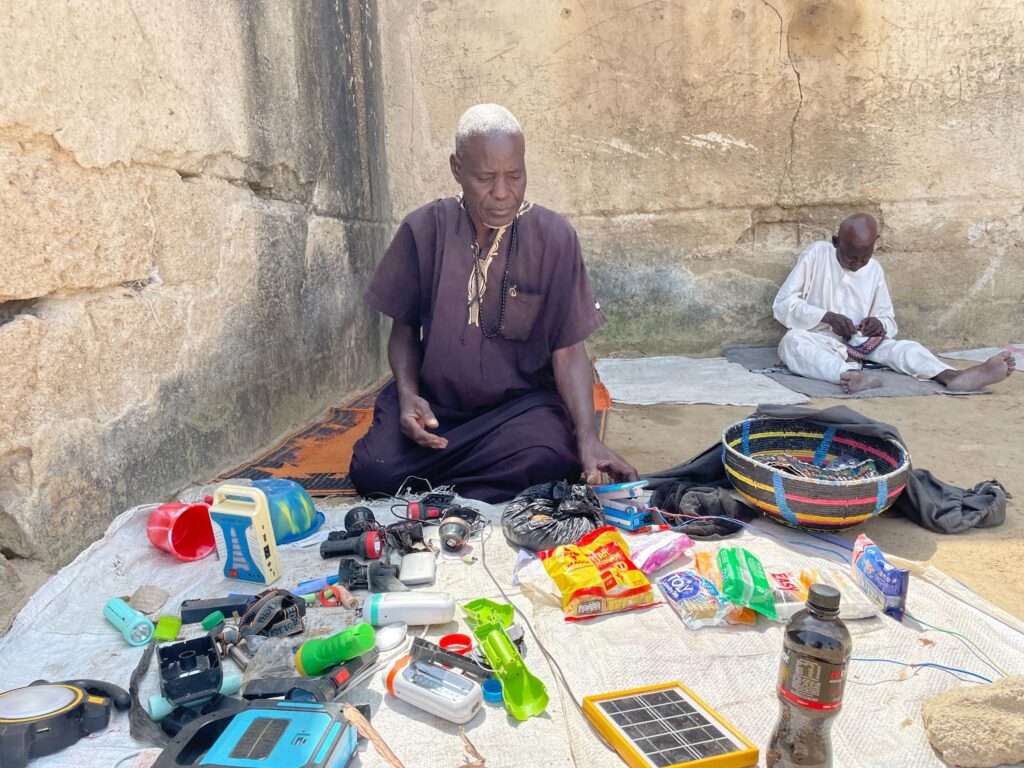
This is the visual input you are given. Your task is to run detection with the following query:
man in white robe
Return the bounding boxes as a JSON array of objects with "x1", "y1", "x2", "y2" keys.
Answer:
[{"x1": 773, "y1": 213, "x2": 1016, "y2": 393}]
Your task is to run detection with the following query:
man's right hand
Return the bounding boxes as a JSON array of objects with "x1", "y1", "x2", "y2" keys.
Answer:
[
  {"x1": 822, "y1": 311, "x2": 856, "y2": 340},
  {"x1": 398, "y1": 394, "x2": 448, "y2": 450}
]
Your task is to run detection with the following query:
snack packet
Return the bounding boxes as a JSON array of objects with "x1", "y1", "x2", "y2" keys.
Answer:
[
  {"x1": 695, "y1": 551, "x2": 756, "y2": 626},
  {"x1": 717, "y1": 547, "x2": 777, "y2": 620},
  {"x1": 625, "y1": 526, "x2": 693, "y2": 574},
  {"x1": 801, "y1": 567, "x2": 878, "y2": 620},
  {"x1": 657, "y1": 569, "x2": 726, "y2": 629},
  {"x1": 766, "y1": 569, "x2": 809, "y2": 621},
  {"x1": 539, "y1": 526, "x2": 655, "y2": 621},
  {"x1": 851, "y1": 534, "x2": 909, "y2": 620}
]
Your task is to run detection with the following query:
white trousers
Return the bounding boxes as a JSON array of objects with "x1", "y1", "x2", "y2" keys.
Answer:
[{"x1": 778, "y1": 329, "x2": 952, "y2": 384}]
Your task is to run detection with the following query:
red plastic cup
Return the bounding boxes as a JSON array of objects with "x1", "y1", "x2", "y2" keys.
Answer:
[{"x1": 147, "y1": 502, "x2": 215, "y2": 561}]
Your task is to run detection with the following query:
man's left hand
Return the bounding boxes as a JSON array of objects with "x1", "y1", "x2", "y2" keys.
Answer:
[
  {"x1": 858, "y1": 316, "x2": 886, "y2": 338},
  {"x1": 579, "y1": 438, "x2": 639, "y2": 486}
]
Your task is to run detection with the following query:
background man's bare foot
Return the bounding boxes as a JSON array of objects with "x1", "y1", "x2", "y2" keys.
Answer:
[
  {"x1": 840, "y1": 370, "x2": 883, "y2": 393},
  {"x1": 939, "y1": 351, "x2": 1017, "y2": 392}
]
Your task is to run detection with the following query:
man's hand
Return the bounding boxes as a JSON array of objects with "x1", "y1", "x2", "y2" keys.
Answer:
[
  {"x1": 579, "y1": 437, "x2": 639, "y2": 486},
  {"x1": 822, "y1": 311, "x2": 856, "y2": 340},
  {"x1": 858, "y1": 316, "x2": 886, "y2": 338},
  {"x1": 398, "y1": 394, "x2": 448, "y2": 450}
]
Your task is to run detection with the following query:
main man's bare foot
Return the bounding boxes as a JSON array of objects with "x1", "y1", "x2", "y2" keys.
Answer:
[
  {"x1": 938, "y1": 351, "x2": 1017, "y2": 392},
  {"x1": 840, "y1": 370, "x2": 883, "y2": 393}
]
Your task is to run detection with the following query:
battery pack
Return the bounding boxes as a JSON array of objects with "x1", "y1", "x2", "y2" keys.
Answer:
[
  {"x1": 602, "y1": 502, "x2": 653, "y2": 531},
  {"x1": 209, "y1": 485, "x2": 281, "y2": 585}
]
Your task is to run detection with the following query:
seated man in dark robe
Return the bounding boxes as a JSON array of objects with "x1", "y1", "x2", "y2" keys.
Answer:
[{"x1": 350, "y1": 104, "x2": 637, "y2": 502}]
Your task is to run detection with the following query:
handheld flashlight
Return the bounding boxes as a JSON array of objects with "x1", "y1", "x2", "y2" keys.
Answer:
[{"x1": 103, "y1": 598, "x2": 155, "y2": 646}]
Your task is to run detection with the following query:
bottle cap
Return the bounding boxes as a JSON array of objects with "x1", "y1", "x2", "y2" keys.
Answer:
[
  {"x1": 807, "y1": 584, "x2": 841, "y2": 613},
  {"x1": 482, "y1": 677, "x2": 503, "y2": 704}
]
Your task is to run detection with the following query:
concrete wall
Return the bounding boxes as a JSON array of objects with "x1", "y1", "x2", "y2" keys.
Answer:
[
  {"x1": 0, "y1": 1, "x2": 390, "y2": 579},
  {"x1": 2, "y1": 0, "x2": 1023, "y2": 599},
  {"x1": 379, "y1": 0, "x2": 1024, "y2": 354}
]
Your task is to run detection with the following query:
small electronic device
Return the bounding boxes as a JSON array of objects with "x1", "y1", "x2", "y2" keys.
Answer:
[
  {"x1": 398, "y1": 551, "x2": 437, "y2": 586},
  {"x1": 180, "y1": 595, "x2": 255, "y2": 624},
  {"x1": 0, "y1": 680, "x2": 129, "y2": 768},
  {"x1": 582, "y1": 681, "x2": 758, "y2": 768},
  {"x1": 363, "y1": 592, "x2": 455, "y2": 626},
  {"x1": 602, "y1": 499, "x2": 654, "y2": 531},
  {"x1": 295, "y1": 623, "x2": 377, "y2": 677},
  {"x1": 243, "y1": 648, "x2": 380, "y2": 702},
  {"x1": 409, "y1": 638, "x2": 492, "y2": 681},
  {"x1": 385, "y1": 656, "x2": 482, "y2": 724},
  {"x1": 320, "y1": 529, "x2": 383, "y2": 560},
  {"x1": 209, "y1": 484, "x2": 281, "y2": 585},
  {"x1": 149, "y1": 636, "x2": 243, "y2": 721},
  {"x1": 103, "y1": 597, "x2": 155, "y2": 646},
  {"x1": 593, "y1": 480, "x2": 648, "y2": 497},
  {"x1": 153, "y1": 700, "x2": 361, "y2": 767},
  {"x1": 437, "y1": 507, "x2": 482, "y2": 554}
]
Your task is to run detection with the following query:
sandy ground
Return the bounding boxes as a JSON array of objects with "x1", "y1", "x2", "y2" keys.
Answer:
[{"x1": 603, "y1": 366, "x2": 1024, "y2": 620}]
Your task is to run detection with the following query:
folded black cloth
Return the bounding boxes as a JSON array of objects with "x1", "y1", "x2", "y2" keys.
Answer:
[{"x1": 643, "y1": 404, "x2": 1008, "y2": 535}]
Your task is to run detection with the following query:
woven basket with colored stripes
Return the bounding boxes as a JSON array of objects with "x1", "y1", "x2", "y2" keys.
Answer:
[{"x1": 722, "y1": 418, "x2": 910, "y2": 531}]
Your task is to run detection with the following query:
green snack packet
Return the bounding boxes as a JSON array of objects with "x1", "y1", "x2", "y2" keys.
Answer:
[{"x1": 717, "y1": 547, "x2": 778, "y2": 620}]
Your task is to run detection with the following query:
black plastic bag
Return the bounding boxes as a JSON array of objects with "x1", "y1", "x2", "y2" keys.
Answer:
[{"x1": 501, "y1": 480, "x2": 604, "y2": 552}]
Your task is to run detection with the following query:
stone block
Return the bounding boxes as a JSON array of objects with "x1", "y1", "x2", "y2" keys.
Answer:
[
  {"x1": 148, "y1": 174, "x2": 254, "y2": 286},
  {"x1": 0, "y1": 141, "x2": 154, "y2": 301},
  {"x1": 923, "y1": 676, "x2": 1024, "y2": 768},
  {"x1": 0, "y1": 316, "x2": 43, "y2": 452}
]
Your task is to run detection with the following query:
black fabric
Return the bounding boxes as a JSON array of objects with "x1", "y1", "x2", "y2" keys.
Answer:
[
  {"x1": 129, "y1": 641, "x2": 169, "y2": 747},
  {"x1": 650, "y1": 485, "x2": 757, "y2": 538},
  {"x1": 643, "y1": 404, "x2": 1008, "y2": 535},
  {"x1": 501, "y1": 480, "x2": 604, "y2": 551}
]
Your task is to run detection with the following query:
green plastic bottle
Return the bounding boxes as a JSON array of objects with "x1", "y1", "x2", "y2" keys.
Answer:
[{"x1": 295, "y1": 622, "x2": 376, "y2": 676}]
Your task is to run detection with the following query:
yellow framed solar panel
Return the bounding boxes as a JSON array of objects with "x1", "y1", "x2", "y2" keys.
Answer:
[{"x1": 582, "y1": 682, "x2": 759, "y2": 768}]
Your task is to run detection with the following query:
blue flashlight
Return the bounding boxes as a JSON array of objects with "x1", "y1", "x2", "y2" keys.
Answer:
[{"x1": 103, "y1": 598, "x2": 155, "y2": 646}]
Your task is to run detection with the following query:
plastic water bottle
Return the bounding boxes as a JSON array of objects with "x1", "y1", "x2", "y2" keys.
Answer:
[{"x1": 766, "y1": 584, "x2": 852, "y2": 767}]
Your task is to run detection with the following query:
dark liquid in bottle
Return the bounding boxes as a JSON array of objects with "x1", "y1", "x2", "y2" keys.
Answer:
[{"x1": 767, "y1": 585, "x2": 851, "y2": 768}]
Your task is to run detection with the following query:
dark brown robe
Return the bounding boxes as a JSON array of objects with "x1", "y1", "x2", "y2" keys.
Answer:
[{"x1": 350, "y1": 196, "x2": 604, "y2": 502}]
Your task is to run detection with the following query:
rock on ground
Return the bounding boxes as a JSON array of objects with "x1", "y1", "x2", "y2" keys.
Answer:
[{"x1": 921, "y1": 676, "x2": 1024, "y2": 768}]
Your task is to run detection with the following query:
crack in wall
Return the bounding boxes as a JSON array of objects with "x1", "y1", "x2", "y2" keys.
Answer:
[{"x1": 758, "y1": 0, "x2": 803, "y2": 201}]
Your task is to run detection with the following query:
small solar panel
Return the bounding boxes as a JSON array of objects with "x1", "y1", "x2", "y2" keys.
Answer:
[{"x1": 583, "y1": 682, "x2": 758, "y2": 768}]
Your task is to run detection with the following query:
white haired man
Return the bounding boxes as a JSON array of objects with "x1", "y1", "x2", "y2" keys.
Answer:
[{"x1": 350, "y1": 104, "x2": 637, "y2": 501}]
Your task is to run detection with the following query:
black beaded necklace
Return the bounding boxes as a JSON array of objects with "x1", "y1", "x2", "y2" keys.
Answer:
[{"x1": 464, "y1": 204, "x2": 519, "y2": 339}]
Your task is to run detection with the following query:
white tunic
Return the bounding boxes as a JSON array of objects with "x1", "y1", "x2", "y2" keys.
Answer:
[
  {"x1": 772, "y1": 241, "x2": 897, "y2": 337},
  {"x1": 773, "y1": 241, "x2": 949, "y2": 383}
]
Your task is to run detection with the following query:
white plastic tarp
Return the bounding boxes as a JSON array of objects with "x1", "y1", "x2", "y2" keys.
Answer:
[{"x1": 1, "y1": 500, "x2": 1022, "y2": 768}]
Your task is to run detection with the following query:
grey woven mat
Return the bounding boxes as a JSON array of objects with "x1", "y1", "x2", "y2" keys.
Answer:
[{"x1": 722, "y1": 345, "x2": 986, "y2": 399}]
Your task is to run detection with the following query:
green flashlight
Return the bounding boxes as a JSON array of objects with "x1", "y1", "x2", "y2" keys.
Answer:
[{"x1": 104, "y1": 598, "x2": 155, "y2": 646}]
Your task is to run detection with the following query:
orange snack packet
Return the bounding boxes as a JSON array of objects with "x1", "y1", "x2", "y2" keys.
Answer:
[{"x1": 539, "y1": 526, "x2": 655, "y2": 621}]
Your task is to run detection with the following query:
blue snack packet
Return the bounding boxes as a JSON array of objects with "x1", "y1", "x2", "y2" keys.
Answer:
[{"x1": 851, "y1": 534, "x2": 910, "y2": 620}]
